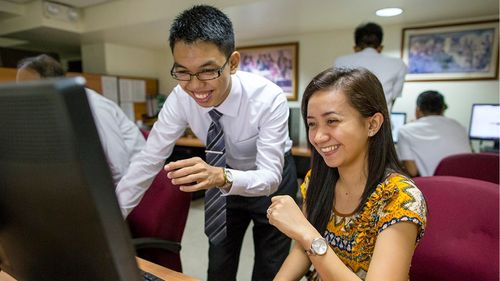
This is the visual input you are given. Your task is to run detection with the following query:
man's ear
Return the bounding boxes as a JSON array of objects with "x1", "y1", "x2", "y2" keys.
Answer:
[
  {"x1": 416, "y1": 106, "x2": 423, "y2": 119},
  {"x1": 229, "y1": 51, "x2": 240, "y2": 74},
  {"x1": 367, "y1": 112, "x2": 384, "y2": 137},
  {"x1": 354, "y1": 45, "x2": 362, "y2": 52},
  {"x1": 376, "y1": 45, "x2": 384, "y2": 53}
]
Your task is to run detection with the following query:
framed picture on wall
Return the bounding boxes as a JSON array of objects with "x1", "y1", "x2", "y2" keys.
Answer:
[
  {"x1": 401, "y1": 20, "x2": 499, "y2": 81},
  {"x1": 237, "y1": 42, "x2": 299, "y2": 101}
]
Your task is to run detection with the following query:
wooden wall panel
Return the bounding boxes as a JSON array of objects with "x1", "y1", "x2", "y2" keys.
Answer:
[
  {"x1": 0, "y1": 67, "x2": 18, "y2": 83},
  {"x1": 67, "y1": 72, "x2": 103, "y2": 93}
]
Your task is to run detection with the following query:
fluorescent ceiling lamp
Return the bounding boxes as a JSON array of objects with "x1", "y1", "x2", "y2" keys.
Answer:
[{"x1": 376, "y1": 8, "x2": 403, "y2": 17}]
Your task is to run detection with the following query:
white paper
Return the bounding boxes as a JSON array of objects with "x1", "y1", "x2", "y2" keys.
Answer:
[
  {"x1": 133, "y1": 80, "x2": 146, "y2": 102},
  {"x1": 119, "y1": 79, "x2": 146, "y2": 103},
  {"x1": 101, "y1": 76, "x2": 118, "y2": 103},
  {"x1": 119, "y1": 79, "x2": 134, "y2": 102},
  {"x1": 120, "y1": 102, "x2": 135, "y2": 121}
]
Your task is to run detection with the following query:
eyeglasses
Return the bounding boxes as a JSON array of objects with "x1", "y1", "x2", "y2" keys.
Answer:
[{"x1": 170, "y1": 57, "x2": 230, "y2": 81}]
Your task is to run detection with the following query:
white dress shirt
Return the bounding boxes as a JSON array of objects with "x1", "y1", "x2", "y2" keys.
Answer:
[
  {"x1": 86, "y1": 88, "x2": 146, "y2": 186},
  {"x1": 334, "y1": 48, "x2": 407, "y2": 112},
  {"x1": 116, "y1": 71, "x2": 293, "y2": 217},
  {"x1": 397, "y1": 115, "x2": 471, "y2": 176}
]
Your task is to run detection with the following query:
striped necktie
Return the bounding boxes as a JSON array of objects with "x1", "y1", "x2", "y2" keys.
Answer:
[{"x1": 204, "y1": 109, "x2": 227, "y2": 244}]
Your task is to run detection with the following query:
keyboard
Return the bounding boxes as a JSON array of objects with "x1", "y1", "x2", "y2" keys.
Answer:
[{"x1": 140, "y1": 269, "x2": 164, "y2": 281}]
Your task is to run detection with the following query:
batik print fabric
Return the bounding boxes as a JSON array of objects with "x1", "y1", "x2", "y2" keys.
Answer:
[{"x1": 301, "y1": 171, "x2": 427, "y2": 280}]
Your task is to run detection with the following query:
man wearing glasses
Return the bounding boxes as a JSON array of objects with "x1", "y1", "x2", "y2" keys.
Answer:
[{"x1": 116, "y1": 5, "x2": 298, "y2": 281}]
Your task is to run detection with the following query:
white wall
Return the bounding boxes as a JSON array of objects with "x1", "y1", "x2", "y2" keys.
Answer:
[
  {"x1": 81, "y1": 43, "x2": 106, "y2": 74},
  {"x1": 233, "y1": 21, "x2": 499, "y2": 144},
  {"x1": 83, "y1": 18, "x2": 499, "y2": 145},
  {"x1": 103, "y1": 43, "x2": 160, "y2": 79}
]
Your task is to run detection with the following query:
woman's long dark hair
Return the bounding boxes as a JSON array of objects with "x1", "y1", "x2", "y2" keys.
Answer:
[{"x1": 301, "y1": 68, "x2": 405, "y2": 234}]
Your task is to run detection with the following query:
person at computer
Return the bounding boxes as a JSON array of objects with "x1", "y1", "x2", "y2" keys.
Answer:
[
  {"x1": 334, "y1": 22, "x2": 407, "y2": 113},
  {"x1": 396, "y1": 90, "x2": 471, "y2": 177},
  {"x1": 115, "y1": 5, "x2": 298, "y2": 281},
  {"x1": 266, "y1": 68, "x2": 427, "y2": 280},
  {"x1": 16, "y1": 54, "x2": 146, "y2": 186}
]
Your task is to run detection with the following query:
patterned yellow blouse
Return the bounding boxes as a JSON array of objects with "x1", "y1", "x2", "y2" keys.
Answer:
[{"x1": 301, "y1": 171, "x2": 427, "y2": 280}]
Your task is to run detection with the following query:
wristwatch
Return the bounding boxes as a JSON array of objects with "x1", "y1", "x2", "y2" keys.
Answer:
[
  {"x1": 221, "y1": 168, "x2": 233, "y2": 189},
  {"x1": 306, "y1": 237, "x2": 328, "y2": 256}
]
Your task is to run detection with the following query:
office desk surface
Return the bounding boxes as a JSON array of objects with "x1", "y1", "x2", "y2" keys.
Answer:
[
  {"x1": 176, "y1": 137, "x2": 311, "y2": 157},
  {"x1": 0, "y1": 257, "x2": 200, "y2": 281}
]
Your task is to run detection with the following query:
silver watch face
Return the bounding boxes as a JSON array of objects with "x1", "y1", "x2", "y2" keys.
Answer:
[
  {"x1": 225, "y1": 169, "x2": 233, "y2": 183},
  {"x1": 311, "y1": 238, "x2": 328, "y2": 255}
]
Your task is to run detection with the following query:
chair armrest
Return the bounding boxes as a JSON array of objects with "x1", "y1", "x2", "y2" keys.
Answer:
[{"x1": 132, "y1": 237, "x2": 181, "y2": 254}]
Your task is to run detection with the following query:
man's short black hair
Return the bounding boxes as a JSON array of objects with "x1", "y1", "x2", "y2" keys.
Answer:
[
  {"x1": 354, "y1": 22, "x2": 383, "y2": 49},
  {"x1": 417, "y1": 90, "x2": 448, "y2": 114},
  {"x1": 17, "y1": 54, "x2": 65, "y2": 78},
  {"x1": 168, "y1": 5, "x2": 235, "y2": 58}
]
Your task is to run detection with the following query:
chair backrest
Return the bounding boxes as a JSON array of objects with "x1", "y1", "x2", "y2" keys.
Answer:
[
  {"x1": 410, "y1": 176, "x2": 499, "y2": 281},
  {"x1": 126, "y1": 128, "x2": 191, "y2": 272},
  {"x1": 433, "y1": 152, "x2": 499, "y2": 184}
]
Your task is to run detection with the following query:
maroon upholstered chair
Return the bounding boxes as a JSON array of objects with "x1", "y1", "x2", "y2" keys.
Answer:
[
  {"x1": 410, "y1": 176, "x2": 499, "y2": 281},
  {"x1": 126, "y1": 128, "x2": 191, "y2": 272},
  {"x1": 433, "y1": 152, "x2": 499, "y2": 184}
]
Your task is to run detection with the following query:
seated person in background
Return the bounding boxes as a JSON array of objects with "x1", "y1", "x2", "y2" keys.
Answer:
[
  {"x1": 267, "y1": 68, "x2": 427, "y2": 281},
  {"x1": 396, "y1": 90, "x2": 471, "y2": 177},
  {"x1": 334, "y1": 22, "x2": 407, "y2": 113},
  {"x1": 16, "y1": 54, "x2": 146, "y2": 186}
]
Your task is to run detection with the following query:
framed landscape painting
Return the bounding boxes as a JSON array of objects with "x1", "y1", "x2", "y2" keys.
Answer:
[
  {"x1": 237, "y1": 42, "x2": 298, "y2": 101},
  {"x1": 402, "y1": 20, "x2": 499, "y2": 81}
]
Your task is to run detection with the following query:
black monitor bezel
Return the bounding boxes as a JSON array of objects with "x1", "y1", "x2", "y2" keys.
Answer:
[{"x1": 0, "y1": 78, "x2": 142, "y2": 281}]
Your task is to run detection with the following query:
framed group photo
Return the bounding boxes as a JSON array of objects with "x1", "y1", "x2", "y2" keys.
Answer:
[
  {"x1": 402, "y1": 20, "x2": 499, "y2": 81},
  {"x1": 237, "y1": 42, "x2": 299, "y2": 101}
]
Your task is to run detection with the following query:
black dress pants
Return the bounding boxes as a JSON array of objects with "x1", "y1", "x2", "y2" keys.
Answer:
[{"x1": 207, "y1": 152, "x2": 298, "y2": 281}]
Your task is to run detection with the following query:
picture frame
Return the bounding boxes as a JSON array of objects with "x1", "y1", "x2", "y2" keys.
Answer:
[
  {"x1": 237, "y1": 42, "x2": 299, "y2": 101},
  {"x1": 401, "y1": 20, "x2": 499, "y2": 81}
]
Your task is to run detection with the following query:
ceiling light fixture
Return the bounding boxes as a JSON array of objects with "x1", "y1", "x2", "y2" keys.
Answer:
[{"x1": 376, "y1": 8, "x2": 403, "y2": 17}]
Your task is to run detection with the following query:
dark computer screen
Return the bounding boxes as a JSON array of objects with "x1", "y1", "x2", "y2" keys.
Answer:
[
  {"x1": 390, "y1": 112, "x2": 407, "y2": 143},
  {"x1": 0, "y1": 78, "x2": 143, "y2": 281}
]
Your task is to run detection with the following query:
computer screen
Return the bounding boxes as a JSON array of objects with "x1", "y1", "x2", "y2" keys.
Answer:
[
  {"x1": 469, "y1": 104, "x2": 500, "y2": 142},
  {"x1": 0, "y1": 78, "x2": 143, "y2": 280},
  {"x1": 390, "y1": 112, "x2": 407, "y2": 143}
]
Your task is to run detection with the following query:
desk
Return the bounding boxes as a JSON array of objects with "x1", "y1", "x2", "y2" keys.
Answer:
[
  {"x1": 176, "y1": 137, "x2": 311, "y2": 157},
  {"x1": 175, "y1": 137, "x2": 311, "y2": 180},
  {"x1": 0, "y1": 257, "x2": 200, "y2": 281}
]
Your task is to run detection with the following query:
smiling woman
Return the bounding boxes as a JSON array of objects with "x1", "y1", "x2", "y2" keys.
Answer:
[{"x1": 268, "y1": 68, "x2": 427, "y2": 281}]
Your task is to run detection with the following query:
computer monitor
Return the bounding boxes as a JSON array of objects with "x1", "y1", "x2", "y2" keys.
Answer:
[
  {"x1": 390, "y1": 112, "x2": 407, "y2": 143},
  {"x1": 0, "y1": 78, "x2": 144, "y2": 280},
  {"x1": 469, "y1": 103, "x2": 500, "y2": 149}
]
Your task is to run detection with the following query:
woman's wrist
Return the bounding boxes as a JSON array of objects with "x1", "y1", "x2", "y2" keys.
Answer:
[{"x1": 298, "y1": 227, "x2": 322, "y2": 251}]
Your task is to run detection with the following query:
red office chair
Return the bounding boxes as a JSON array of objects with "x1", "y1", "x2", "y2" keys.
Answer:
[
  {"x1": 126, "y1": 128, "x2": 192, "y2": 272},
  {"x1": 433, "y1": 152, "x2": 499, "y2": 184},
  {"x1": 410, "y1": 176, "x2": 499, "y2": 281}
]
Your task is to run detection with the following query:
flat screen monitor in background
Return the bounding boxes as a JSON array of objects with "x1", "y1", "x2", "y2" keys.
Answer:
[
  {"x1": 469, "y1": 103, "x2": 500, "y2": 150},
  {"x1": 0, "y1": 78, "x2": 145, "y2": 280},
  {"x1": 390, "y1": 112, "x2": 407, "y2": 143}
]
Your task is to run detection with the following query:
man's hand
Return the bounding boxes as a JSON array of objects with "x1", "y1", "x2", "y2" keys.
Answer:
[{"x1": 164, "y1": 157, "x2": 225, "y2": 192}]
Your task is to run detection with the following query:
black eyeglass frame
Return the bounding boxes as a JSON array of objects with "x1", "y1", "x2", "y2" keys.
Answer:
[{"x1": 170, "y1": 56, "x2": 231, "y2": 81}]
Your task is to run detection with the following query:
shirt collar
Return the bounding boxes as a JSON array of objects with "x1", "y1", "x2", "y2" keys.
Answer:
[
  {"x1": 360, "y1": 47, "x2": 379, "y2": 55},
  {"x1": 204, "y1": 73, "x2": 241, "y2": 118}
]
